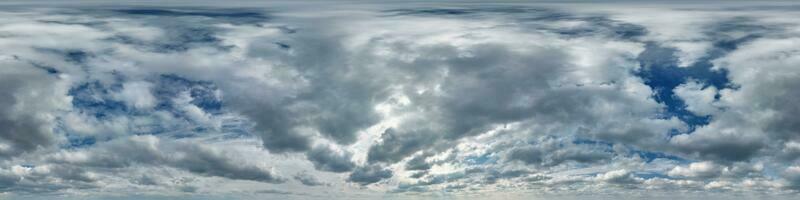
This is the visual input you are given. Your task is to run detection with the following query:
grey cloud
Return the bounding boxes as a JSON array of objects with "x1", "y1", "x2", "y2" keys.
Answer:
[
  {"x1": 45, "y1": 165, "x2": 98, "y2": 183},
  {"x1": 225, "y1": 29, "x2": 389, "y2": 153},
  {"x1": 409, "y1": 171, "x2": 427, "y2": 179},
  {"x1": 368, "y1": 128, "x2": 440, "y2": 164},
  {"x1": 482, "y1": 169, "x2": 531, "y2": 184},
  {"x1": 171, "y1": 144, "x2": 283, "y2": 183},
  {"x1": 0, "y1": 164, "x2": 99, "y2": 193},
  {"x1": 305, "y1": 145, "x2": 355, "y2": 173},
  {"x1": 254, "y1": 189, "x2": 295, "y2": 195},
  {"x1": 0, "y1": 63, "x2": 67, "y2": 158},
  {"x1": 506, "y1": 138, "x2": 613, "y2": 167},
  {"x1": 404, "y1": 154, "x2": 432, "y2": 171},
  {"x1": 670, "y1": 130, "x2": 764, "y2": 162},
  {"x1": 239, "y1": 106, "x2": 312, "y2": 153},
  {"x1": 507, "y1": 147, "x2": 545, "y2": 165},
  {"x1": 0, "y1": 171, "x2": 18, "y2": 190},
  {"x1": 293, "y1": 172, "x2": 327, "y2": 186},
  {"x1": 782, "y1": 167, "x2": 800, "y2": 190},
  {"x1": 132, "y1": 174, "x2": 160, "y2": 186},
  {"x1": 347, "y1": 165, "x2": 393, "y2": 186},
  {"x1": 364, "y1": 37, "x2": 674, "y2": 166},
  {"x1": 3, "y1": 2, "x2": 800, "y2": 197},
  {"x1": 48, "y1": 136, "x2": 285, "y2": 183}
]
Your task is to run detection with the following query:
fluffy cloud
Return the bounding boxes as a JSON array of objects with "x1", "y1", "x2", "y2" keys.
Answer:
[
  {"x1": 668, "y1": 161, "x2": 722, "y2": 179},
  {"x1": 0, "y1": 56, "x2": 72, "y2": 158},
  {"x1": 1, "y1": 2, "x2": 800, "y2": 199},
  {"x1": 348, "y1": 165, "x2": 393, "y2": 186},
  {"x1": 306, "y1": 145, "x2": 355, "y2": 173}
]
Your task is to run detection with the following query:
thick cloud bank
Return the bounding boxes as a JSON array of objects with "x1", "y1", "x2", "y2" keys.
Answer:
[{"x1": 1, "y1": 1, "x2": 800, "y2": 199}]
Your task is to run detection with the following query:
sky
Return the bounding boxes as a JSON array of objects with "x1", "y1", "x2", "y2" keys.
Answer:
[{"x1": 1, "y1": 1, "x2": 800, "y2": 199}]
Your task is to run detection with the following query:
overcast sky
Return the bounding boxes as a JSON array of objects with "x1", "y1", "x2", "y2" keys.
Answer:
[{"x1": 1, "y1": 1, "x2": 800, "y2": 199}]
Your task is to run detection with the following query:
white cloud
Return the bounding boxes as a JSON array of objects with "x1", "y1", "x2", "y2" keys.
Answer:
[
  {"x1": 114, "y1": 81, "x2": 157, "y2": 110},
  {"x1": 674, "y1": 80, "x2": 719, "y2": 116},
  {"x1": 1, "y1": 2, "x2": 800, "y2": 199},
  {"x1": 668, "y1": 161, "x2": 722, "y2": 179}
]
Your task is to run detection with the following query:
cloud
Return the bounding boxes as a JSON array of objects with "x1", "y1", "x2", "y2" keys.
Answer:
[
  {"x1": 47, "y1": 135, "x2": 285, "y2": 183},
  {"x1": 0, "y1": 56, "x2": 72, "y2": 158},
  {"x1": 782, "y1": 166, "x2": 800, "y2": 190},
  {"x1": 347, "y1": 165, "x2": 393, "y2": 186},
  {"x1": 404, "y1": 154, "x2": 432, "y2": 171},
  {"x1": 305, "y1": 145, "x2": 356, "y2": 173},
  {"x1": 668, "y1": 161, "x2": 722, "y2": 179},
  {"x1": 1, "y1": 2, "x2": 800, "y2": 198},
  {"x1": 596, "y1": 169, "x2": 642, "y2": 185},
  {"x1": 673, "y1": 81, "x2": 720, "y2": 116},
  {"x1": 113, "y1": 81, "x2": 157, "y2": 110},
  {"x1": 368, "y1": 128, "x2": 440, "y2": 164},
  {"x1": 505, "y1": 137, "x2": 613, "y2": 167},
  {"x1": 293, "y1": 171, "x2": 328, "y2": 186}
]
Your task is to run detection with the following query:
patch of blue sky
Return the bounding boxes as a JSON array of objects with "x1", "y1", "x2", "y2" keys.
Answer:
[
  {"x1": 154, "y1": 74, "x2": 222, "y2": 113},
  {"x1": 635, "y1": 43, "x2": 727, "y2": 132},
  {"x1": 66, "y1": 136, "x2": 96, "y2": 148},
  {"x1": 464, "y1": 154, "x2": 497, "y2": 165},
  {"x1": 63, "y1": 74, "x2": 227, "y2": 144},
  {"x1": 633, "y1": 150, "x2": 689, "y2": 163},
  {"x1": 69, "y1": 81, "x2": 130, "y2": 119},
  {"x1": 634, "y1": 19, "x2": 774, "y2": 136}
]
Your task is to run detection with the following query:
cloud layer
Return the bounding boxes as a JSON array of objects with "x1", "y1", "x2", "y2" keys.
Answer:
[{"x1": 1, "y1": 1, "x2": 800, "y2": 199}]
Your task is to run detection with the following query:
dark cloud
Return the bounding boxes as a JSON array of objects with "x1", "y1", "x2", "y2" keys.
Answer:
[
  {"x1": 47, "y1": 136, "x2": 285, "y2": 183},
  {"x1": 305, "y1": 145, "x2": 355, "y2": 173},
  {"x1": 0, "y1": 166, "x2": 98, "y2": 193},
  {"x1": 293, "y1": 172, "x2": 327, "y2": 186},
  {"x1": 222, "y1": 26, "x2": 391, "y2": 153},
  {"x1": 171, "y1": 144, "x2": 284, "y2": 183},
  {"x1": 670, "y1": 133, "x2": 764, "y2": 162},
  {"x1": 783, "y1": 167, "x2": 800, "y2": 190},
  {"x1": 385, "y1": 7, "x2": 532, "y2": 17},
  {"x1": 0, "y1": 66, "x2": 63, "y2": 158},
  {"x1": 114, "y1": 8, "x2": 267, "y2": 20},
  {"x1": 347, "y1": 165, "x2": 393, "y2": 186},
  {"x1": 404, "y1": 154, "x2": 432, "y2": 171},
  {"x1": 506, "y1": 142, "x2": 612, "y2": 167},
  {"x1": 368, "y1": 129, "x2": 440, "y2": 164},
  {"x1": 254, "y1": 189, "x2": 295, "y2": 195},
  {"x1": 482, "y1": 169, "x2": 531, "y2": 184},
  {"x1": 361, "y1": 31, "x2": 679, "y2": 166}
]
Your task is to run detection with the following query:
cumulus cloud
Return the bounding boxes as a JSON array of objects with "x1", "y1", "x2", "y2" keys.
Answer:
[
  {"x1": 596, "y1": 169, "x2": 642, "y2": 185},
  {"x1": 113, "y1": 81, "x2": 157, "y2": 110},
  {"x1": 293, "y1": 171, "x2": 328, "y2": 186},
  {"x1": 0, "y1": 56, "x2": 72, "y2": 158},
  {"x1": 306, "y1": 144, "x2": 355, "y2": 173},
  {"x1": 1, "y1": 1, "x2": 800, "y2": 199},
  {"x1": 668, "y1": 161, "x2": 722, "y2": 179},
  {"x1": 348, "y1": 165, "x2": 393, "y2": 186},
  {"x1": 505, "y1": 137, "x2": 612, "y2": 167}
]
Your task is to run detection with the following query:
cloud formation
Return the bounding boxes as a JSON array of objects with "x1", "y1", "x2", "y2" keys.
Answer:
[{"x1": 1, "y1": 1, "x2": 800, "y2": 200}]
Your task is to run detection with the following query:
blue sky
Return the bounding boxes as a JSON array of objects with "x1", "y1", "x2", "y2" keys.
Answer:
[{"x1": 1, "y1": 1, "x2": 800, "y2": 199}]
